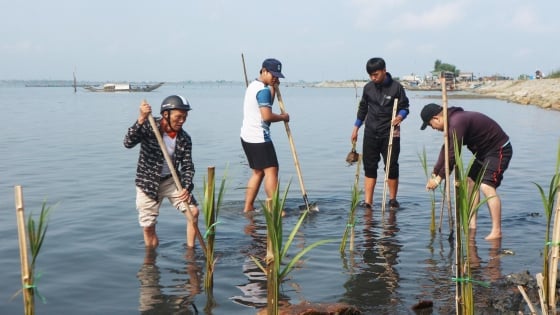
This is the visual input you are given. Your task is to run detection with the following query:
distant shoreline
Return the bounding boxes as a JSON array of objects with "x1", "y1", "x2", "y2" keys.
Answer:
[
  {"x1": 310, "y1": 78, "x2": 560, "y2": 111},
  {"x1": 4, "y1": 78, "x2": 559, "y2": 111}
]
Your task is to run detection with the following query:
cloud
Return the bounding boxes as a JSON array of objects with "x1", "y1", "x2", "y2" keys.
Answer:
[
  {"x1": 395, "y1": 2, "x2": 467, "y2": 30},
  {"x1": 351, "y1": 0, "x2": 405, "y2": 30},
  {"x1": 351, "y1": 1, "x2": 467, "y2": 31},
  {"x1": 509, "y1": 5, "x2": 547, "y2": 32}
]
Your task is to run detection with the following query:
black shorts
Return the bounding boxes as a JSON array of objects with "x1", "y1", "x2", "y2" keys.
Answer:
[
  {"x1": 469, "y1": 142, "x2": 512, "y2": 188},
  {"x1": 362, "y1": 134, "x2": 400, "y2": 179},
  {"x1": 241, "y1": 138, "x2": 279, "y2": 170}
]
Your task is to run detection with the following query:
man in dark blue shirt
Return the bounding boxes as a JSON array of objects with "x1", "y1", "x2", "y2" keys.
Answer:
[{"x1": 421, "y1": 103, "x2": 513, "y2": 240}]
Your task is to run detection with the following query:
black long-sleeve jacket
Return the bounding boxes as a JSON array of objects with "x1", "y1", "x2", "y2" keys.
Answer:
[
  {"x1": 123, "y1": 118, "x2": 195, "y2": 201},
  {"x1": 357, "y1": 72, "x2": 410, "y2": 137}
]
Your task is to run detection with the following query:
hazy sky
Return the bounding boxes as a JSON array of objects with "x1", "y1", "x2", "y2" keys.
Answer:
[{"x1": 2, "y1": 0, "x2": 558, "y2": 82}]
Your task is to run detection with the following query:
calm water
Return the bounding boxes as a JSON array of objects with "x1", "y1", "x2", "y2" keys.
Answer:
[{"x1": 0, "y1": 82, "x2": 559, "y2": 314}]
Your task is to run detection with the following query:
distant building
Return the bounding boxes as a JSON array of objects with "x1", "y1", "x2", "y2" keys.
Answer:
[{"x1": 457, "y1": 72, "x2": 475, "y2": 81}]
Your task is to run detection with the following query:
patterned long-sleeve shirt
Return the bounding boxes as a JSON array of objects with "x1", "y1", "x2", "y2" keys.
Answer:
[{"x1": 124, "y1": 117, "x2": 195, "y2": 201}]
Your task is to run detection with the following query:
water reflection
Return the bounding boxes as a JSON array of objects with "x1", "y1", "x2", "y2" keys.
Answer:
[
  {"x1": 422, "y1": 231, "x2": 455, "y2": 314},
  {"x1": 340, "y1": 208, "x2": 402, "y2": 313},
  {"x1": 231, "y1": 213, "x2": 289, "y2": 309},
  {"x1": 469, "y1": 236, "x2": 503, "y2": 282},
  {"x1": 137, "y1": 247, "x2": 202, "y2": 314}
]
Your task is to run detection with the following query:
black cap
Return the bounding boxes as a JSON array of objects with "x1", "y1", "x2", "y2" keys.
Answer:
[
  {"x1": 262, "y1": 58, "x2": 285, "y2": 78},
  {"x1": 420, "y1": 103, "x2": 443, "y2": 130}
]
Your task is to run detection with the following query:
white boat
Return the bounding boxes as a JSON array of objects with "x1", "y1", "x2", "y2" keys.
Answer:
[{"x1": 83, "y1": 82, "x2": 164, "y2": 92}]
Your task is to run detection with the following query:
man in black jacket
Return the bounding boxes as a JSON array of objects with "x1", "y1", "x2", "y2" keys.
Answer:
[{"x1": 351, "y1": 57, "x2": 410, "y2": 210}]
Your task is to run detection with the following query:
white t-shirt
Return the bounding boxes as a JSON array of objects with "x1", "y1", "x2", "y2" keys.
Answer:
[{"x1": 240, "y1": 80, "x2": 274, "y2": 143}]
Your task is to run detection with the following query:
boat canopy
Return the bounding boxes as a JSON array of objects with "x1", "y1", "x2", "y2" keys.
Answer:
[{"x1": 103, "y1": 83, "x2": 131, "y2": 91}]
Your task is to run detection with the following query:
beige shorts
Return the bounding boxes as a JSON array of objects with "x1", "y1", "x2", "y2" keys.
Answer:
[{"x1": 136, "y1": 177, "x2": 197, "y2": 227}]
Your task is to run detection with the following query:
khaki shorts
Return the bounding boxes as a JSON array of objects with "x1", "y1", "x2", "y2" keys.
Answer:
[{"x1": 136, "y1": 177, "x2": 197, "y2": 227}]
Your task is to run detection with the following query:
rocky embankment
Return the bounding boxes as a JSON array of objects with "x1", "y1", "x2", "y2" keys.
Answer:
[{"x1": 469, "y1": 78, "x2": 560, "y2": 111}]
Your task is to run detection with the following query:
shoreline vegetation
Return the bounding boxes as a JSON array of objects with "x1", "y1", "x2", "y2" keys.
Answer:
[{"x1": 4, "y1": 78, "x2": 559, "y2": 111}]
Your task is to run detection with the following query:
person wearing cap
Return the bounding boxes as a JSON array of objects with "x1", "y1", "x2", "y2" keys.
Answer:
[
  {"x1": 351, "y1": 57, "x2": 410, "y2": 210},
  {"x1": 240, "y1": 58, "x2": 289, "y2": 212},
  {"x1": 124, "y1": 95, "x2": 199, "y2": 248},
  {"x1": 420, "y1": 103, "x2": 513, "y2": 240}
]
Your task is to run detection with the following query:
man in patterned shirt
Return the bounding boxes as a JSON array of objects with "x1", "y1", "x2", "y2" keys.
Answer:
[{"x1": 124, "y1": 95, "x2": 199, "y2": 248}]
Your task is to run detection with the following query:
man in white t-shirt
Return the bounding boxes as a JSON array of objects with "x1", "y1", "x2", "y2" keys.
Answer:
[{"x1": 240, "y1": 58, "x2": 289, "y2": 212}]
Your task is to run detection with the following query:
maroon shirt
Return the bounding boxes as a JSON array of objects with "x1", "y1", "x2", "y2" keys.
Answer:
[{"x1": 433, "y1": 107, "x2": 510, "y2": 178}]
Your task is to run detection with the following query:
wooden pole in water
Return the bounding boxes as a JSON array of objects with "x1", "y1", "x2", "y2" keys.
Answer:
[
  {"x1": 15, "y1": 185, "x2": 34, "y2": 315},
  {"x1": 265, "y1": 198, "x2": 278, "y2": 315},
  {"x1": 441, "y1": 77, "x2": 460, "y2": 314},
  {"x1": 441, "y1": 78, "x2": 453, "y2": 235},
  {"x1": 241, "y1": 53, "x2": 249, "y2": 87},
  {"x1": 381, "y1": 98, "x2": 398, "y2": 214},
  {"x1": 204, "y1": 166, "x2": 216, "y2": 290},
  {"x1": 548, "y1": 191, "x2": 560, "y2": 310}
]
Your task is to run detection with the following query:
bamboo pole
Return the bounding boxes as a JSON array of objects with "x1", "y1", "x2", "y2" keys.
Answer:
[
  {"x1": 518, "y1": 285, "x2": 538, "y2": 315},
  {"x1": 536, "y1": 273, "x2": 548, "y2": 314},
  {"x1": 275, "y1": 85, "x2": 317, "y2": 211},
  {"x1": 15, "y1": 185, "x2": 34, "y2": 315},
  {"x1": 350, "y1": 154, "x2": 361, "y2": 252},
  {"x1": 441, "y1": 78, "x2": 460, "y2": 314},
  {"x1": 441, "y1": 77, "x2": 454, "y2": 235},
  {"x1": 241, "y1": 53, "x2": 249, "y2": 87},
  {"x1": 548, "y1": 190, "x2": 560, "y2": 312},
  {"x1": 381, "y1": 98, "x2": 398, "y2": 214},
  {"x1": 265, "y1": 198, "x2": 278, "y2": 315},
  {"x1": 204, "y1": 166, "x2": 216, "y2": 290}
]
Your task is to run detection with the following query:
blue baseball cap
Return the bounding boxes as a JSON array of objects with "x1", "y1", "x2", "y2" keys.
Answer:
[{"x1": 262, "y1": 58, "x2": 285, "y2": 78}]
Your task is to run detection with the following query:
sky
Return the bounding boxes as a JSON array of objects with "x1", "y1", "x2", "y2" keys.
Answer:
[{"x1": 1, "y1": 0, "x2": 558, "y2": 82}]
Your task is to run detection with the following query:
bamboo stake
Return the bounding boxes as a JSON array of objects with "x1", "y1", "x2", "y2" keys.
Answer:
[
  {"x1": 241, "y1": 53, "x2": 249, "y2": 87},
  {"x1": 517, "y1": 285, "x2": 538, "y2": 315},
  {"x1": 381, "y1": 98, "x2": 398, "y2": 214},
  {"x1": 536, "y1": 273, "x2": 548, "y2": 314},
  {"x1": 265, "y1": 198, "x2": 278, "y2": 315},
  {"x1": 350, "y1": 154, "x2": 361, "y2": 252},
  {"x1": 455, "y1": 198, "x2": 462, "y2": 315},
  {"x1": 204, "y1": 166, "x2": 216, "y2": 290},
  {"x1": 548, "y1": 190, "x2": 560, "y2": 312},
  {"x1": 145, "y1": 104, "x2": 208, "y2": 255},
  {"x1": 441, "y1": 77, "x2": 454, "y2": 236},
  {"x1": 15, "y1": 185, "x2": 34, "y2": 315},
  {"x1": 275, "y1": 85, "x2": 318, "y2": 211}
]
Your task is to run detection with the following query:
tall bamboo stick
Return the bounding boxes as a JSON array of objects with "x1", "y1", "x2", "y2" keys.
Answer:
[
  {"x1": 441, "y1": 78, "x2": 454, "y2": 235},
  {"x1": 548, "y1": 190, "x2": 560, "y2": 312},
  {"x1": 204, "y1": 166, "x2": 216, "y2": 290},
  {"x1": 381, "y1": 98, "x2": 398, "y2": 214},
  {"x1": 15, "y1": 185, "x2": 34, "y2": 315},
  {"x1": 265, "y1": 198, "x2": 278, "y2": 315}
]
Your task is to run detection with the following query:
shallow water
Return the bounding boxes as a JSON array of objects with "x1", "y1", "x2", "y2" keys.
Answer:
[{"x1": 0, "y1": 82, "x2": 559, "y2": 314}]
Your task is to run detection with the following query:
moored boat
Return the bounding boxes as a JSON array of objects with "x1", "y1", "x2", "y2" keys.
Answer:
[{"x1": 83, "y1": 82, "x2": 164, "y2": 92}]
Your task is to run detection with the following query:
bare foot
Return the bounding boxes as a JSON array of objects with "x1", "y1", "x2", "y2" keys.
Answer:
[{"x1": 485, "y1": 232, "x2": 502, "y2": 240}]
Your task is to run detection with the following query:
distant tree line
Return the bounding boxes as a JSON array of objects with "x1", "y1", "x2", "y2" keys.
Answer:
[{"x1": 433, "y1": 59, "x2": 460, "y2": 77}]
